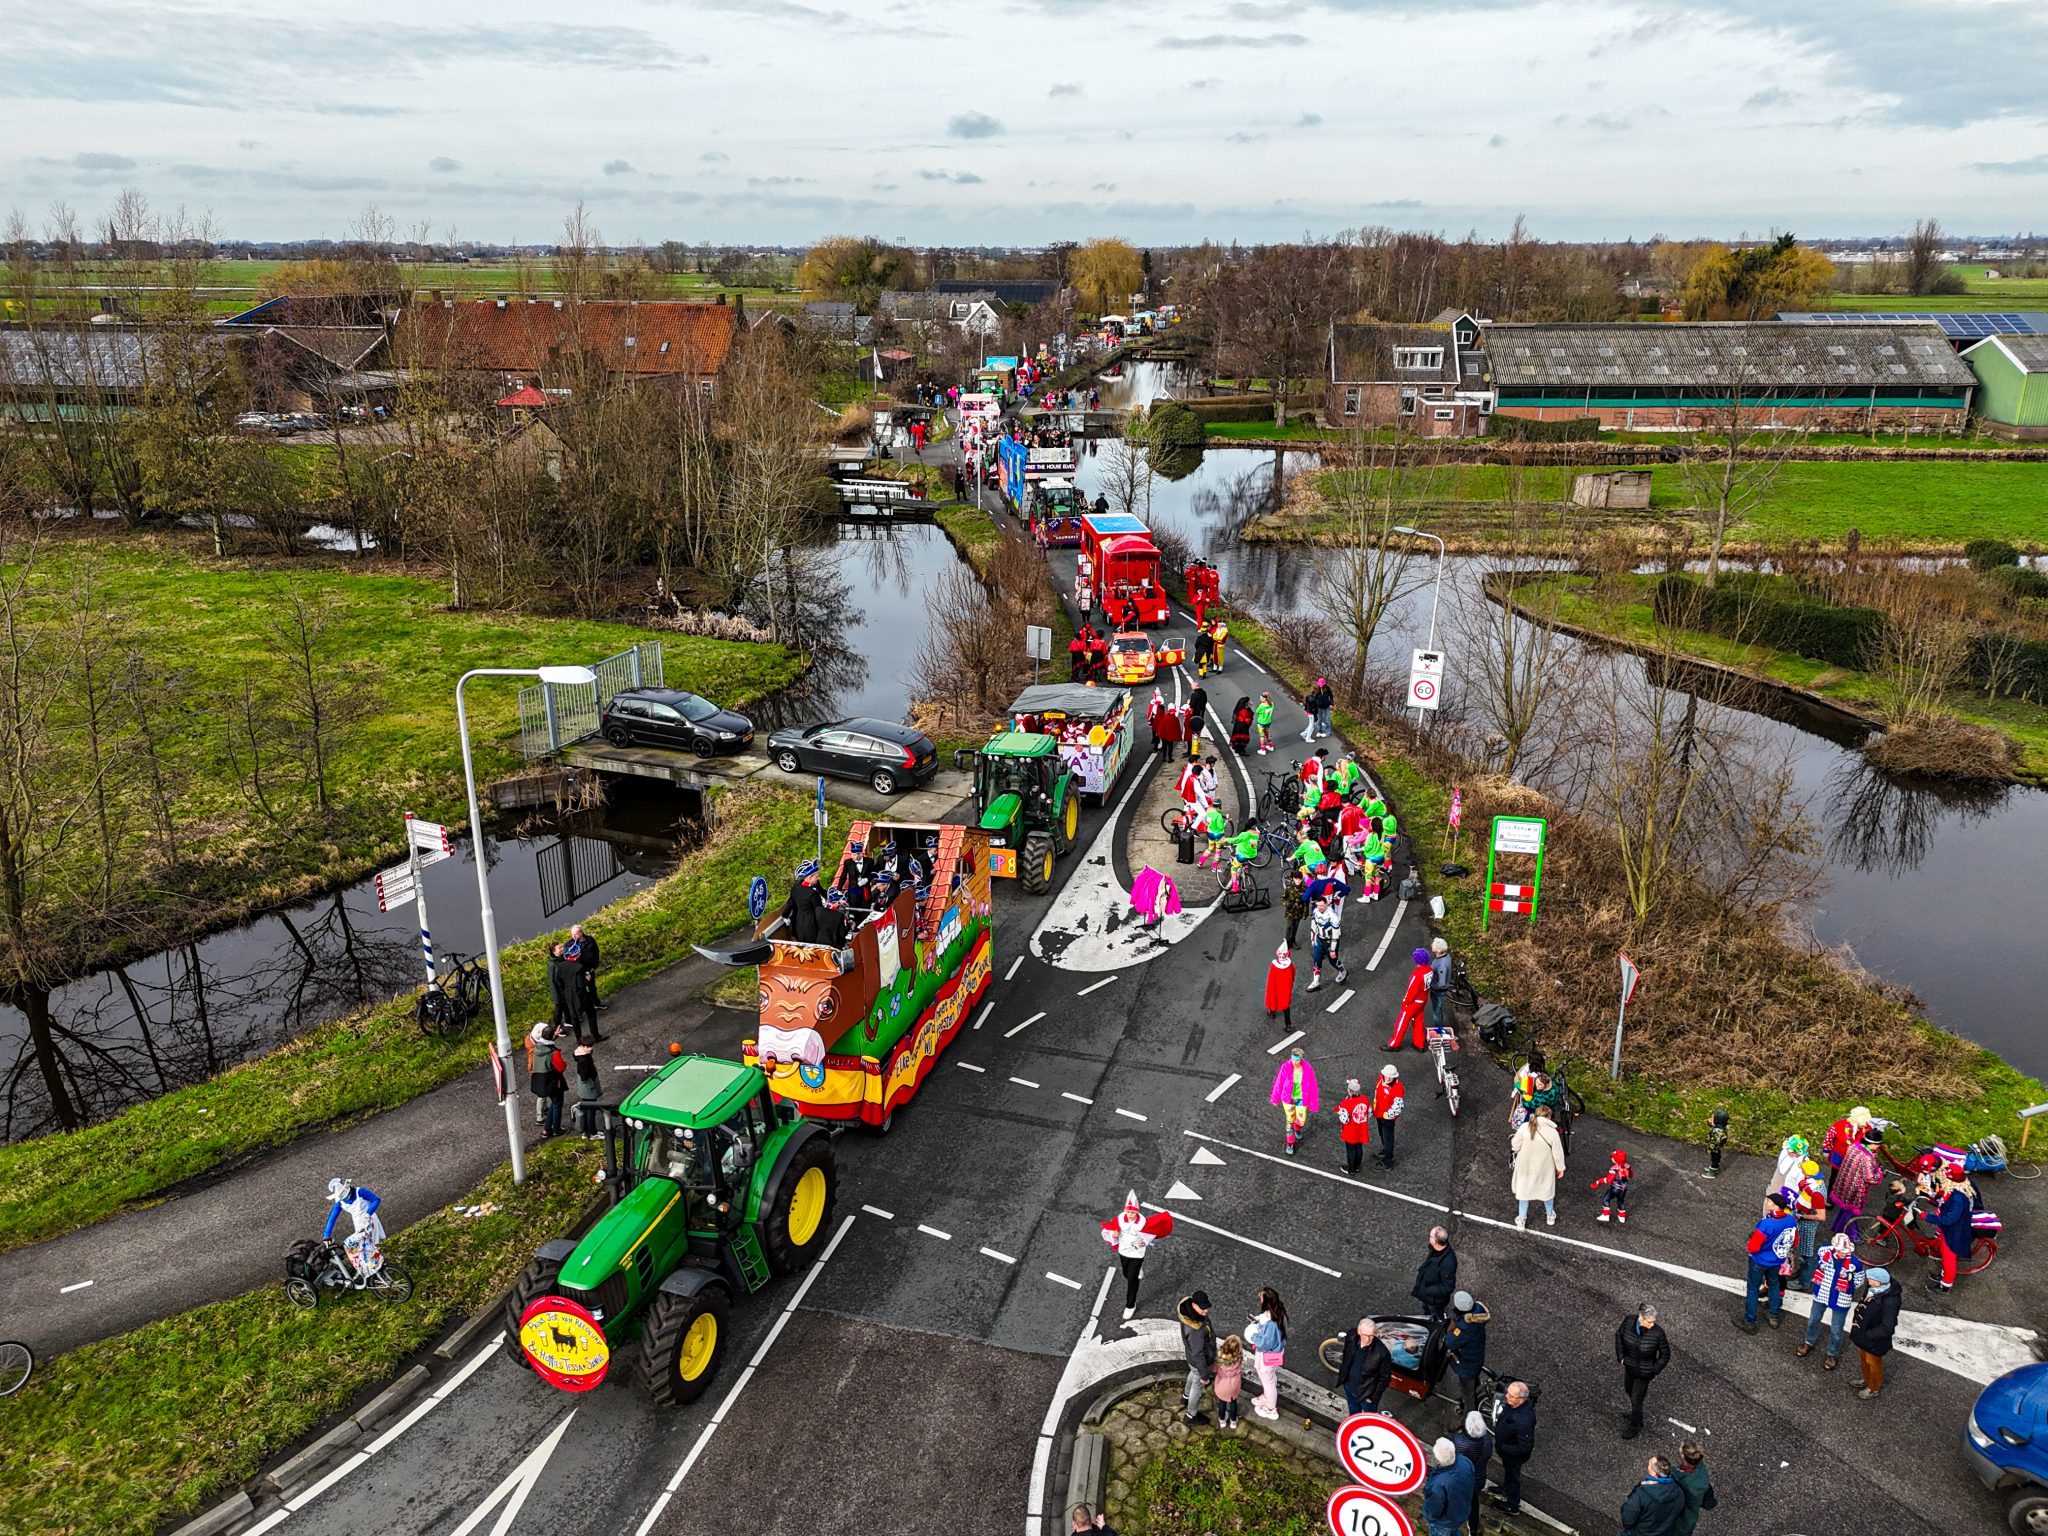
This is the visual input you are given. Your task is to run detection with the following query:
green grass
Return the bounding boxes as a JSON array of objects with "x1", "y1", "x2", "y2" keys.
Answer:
[
  {"x1": 24, "y1": 258, "x2": 795, "y2": 304},
  {"x1": 1123, "y1": 1432, "x2": 1342, "y2": 1536},
  {"x1": 0, "y1": 1134, "x2": 601, "y2": 1536},
  {"x1": 10, "y1": 539, "x2": 804, "y2": 974},
  {"x1": 0, "y1": 782, "x2": 850, "y2": 1253},
  {"x1": 933, "y1": 502, "x2": 1004, "y2": 577},
  {"x1": 1204, "y1": 420, "x2": 1343, "y2": 442},
  {"x1": 1531, "y1": 573, "x2": 2048, "y2": 781},
  {"x1": 1826, "y1": 266, "x2": 2048, "y2": 311},
  {"x1": 1212, "y1": 600, "x2": 2048, "y2": 1156}
]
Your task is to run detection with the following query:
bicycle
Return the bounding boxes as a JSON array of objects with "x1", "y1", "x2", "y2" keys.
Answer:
[
  {"x1": 0, "y1": 1340, "x2": 32, "y2": 1397},
  {"x1": 1427, "y1": 1025, "x2": 1461, "y2": 1118},
  {"x1": 1259, "y1": 763, "x2": 1303, "y2": 820},
  {"x1": 1161, "y1": 804, "x2": 1230, "y2": 839},
  {"x1": 1853, "y1": 1196, "x2": 1997, "y2": 1275},
  {"x1": 416, "y1": 952, "x2": 487, "y2": 1039},
  {"x1": 284, "y1": 1238, "x2": 416, "y2": 1309},
  {"x1": 1247, "y1": 823, "x2": 1294, "y2": 872}
]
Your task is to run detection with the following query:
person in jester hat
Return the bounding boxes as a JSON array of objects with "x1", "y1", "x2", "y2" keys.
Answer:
[
  {"x1": 1388, "y1": 947, "x2": 1432, "y2": 1050},
  {"x1": 1270, "y1": 1045, "x2": 1321, "y2": 1155},
  {"x1": 1264, "y1": 942, "x2": 1296, "y2": 1028},
  {"x1": 1101, "y1": 1190, "x2": 1174, "y2": 1319}
]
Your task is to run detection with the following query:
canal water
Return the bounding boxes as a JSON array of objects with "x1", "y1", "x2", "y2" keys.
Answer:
[{"x1": 1078, "y1": 440, "x2": 2048, "y2": 1081}]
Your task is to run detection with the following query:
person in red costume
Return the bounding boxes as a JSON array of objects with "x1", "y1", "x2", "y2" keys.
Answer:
[
  {"x1": 1264, "y1": 943, "x2": 1296, "y2": 1029},
  {"x1": 1387, "y1": 946, "x2": 1432, "y2": 1050}
]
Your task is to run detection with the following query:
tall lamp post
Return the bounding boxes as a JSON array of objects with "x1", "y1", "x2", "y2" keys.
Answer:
[
  {"x1": 1393, "y1": 525, "x2": 1446, "y2": 727},
  {"x1": 455, "y1": 664, "x2": 597, "y2": 1186}
]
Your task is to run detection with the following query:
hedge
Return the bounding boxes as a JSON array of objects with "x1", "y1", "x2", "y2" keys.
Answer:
[
  {"x1": 1490, "y1": 414, "x2": 1602, "y2": 443},
  {"x1": 1652, "y1": 573, "x2": 1886, "y2": 669},
  {"x1": 1146, "y1": 399, "x2": 1205, "y2": 448},
  {"x1": 1965, "y1": 538, "x2": 2022, "y2": 570},
  {"x1": 1985, "y1": 565, "x2": 2048, "y2": 602}
]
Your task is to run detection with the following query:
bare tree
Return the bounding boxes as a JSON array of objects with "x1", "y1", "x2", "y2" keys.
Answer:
[
  {"x1": 1311, "y1": 433, "x2": 1433, "y2": 702},
  {"x1": 1199, "y1": 241, "x2": 1347, "y2": 426},
  {"x1": 1095, "y1": 424, "x2": 1154, "y2": 522},
  {"x1": 1676, "y1": 349, "x2": 1804, "y2": 586},
  {"x1": 263, "y1": 585, "x2": 375, "y2": 817},
  {"x1": 1459, "y1": 511, "x2": 1582, "y2": 779}
]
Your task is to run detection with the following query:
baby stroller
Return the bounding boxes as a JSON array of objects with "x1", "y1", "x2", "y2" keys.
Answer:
[{"x1": 1228, "y1": 697, "x2": 1253, "y2": 753}]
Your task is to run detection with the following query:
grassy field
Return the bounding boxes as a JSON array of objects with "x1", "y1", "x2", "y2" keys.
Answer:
[
  {"x1": 0, "y1": 782, "x2": 847, "y2": 1253},
  {"x1": 1532, "y1": 573, "x2": 2048, "y2": 781},
  {"x1": 0, "y1": 1134, "x2": 601, "y2": 1536},
  {"x1": 1826, "y1": 264, "x2": 2048, "y2": 311},
  {"x1": 11, "y1": 538, "x2": 804, "y2": 973},
  {"x1": 1204, "y1": 420, "x2": 1343, "y2": 442},
  {"x1": 1280, "y1": 458, "x2": 2048, "y2": 551}
]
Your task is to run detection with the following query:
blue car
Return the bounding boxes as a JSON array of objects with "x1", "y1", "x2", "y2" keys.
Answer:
[{"x1": 1966, "y1": 1362, "x2": 2048, "y2": 1533}]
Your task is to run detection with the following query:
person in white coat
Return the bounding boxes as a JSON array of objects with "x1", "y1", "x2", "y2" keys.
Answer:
[
  {"x1": 1511, "y1": 1107, "x2": 1567, "y2": 1229},
  {"x1": 1101, "y1": 1190, "x2": 1165, "y2": 1320}
]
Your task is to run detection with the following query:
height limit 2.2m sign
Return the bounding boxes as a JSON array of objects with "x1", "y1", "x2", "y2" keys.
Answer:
[{"x1": 1406, "y1": 649, "x2": 1444, "y2": 712}]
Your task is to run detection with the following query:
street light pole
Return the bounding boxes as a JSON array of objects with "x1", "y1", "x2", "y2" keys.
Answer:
[
  {"x1": 1393, "y1": 525, "x2": 1446, "y2": 727},
  {"x1": 455, "y1": 663, "x2": 597, "y2": 1186}
]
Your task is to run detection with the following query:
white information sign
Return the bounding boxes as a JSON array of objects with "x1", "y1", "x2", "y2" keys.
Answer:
[
  {"x1": 1406, "y1": 648, "x2": 1445, "y2": 711},
  {"x1": 1492, "y1": 816, "x2": 1546, "y2": 855}
]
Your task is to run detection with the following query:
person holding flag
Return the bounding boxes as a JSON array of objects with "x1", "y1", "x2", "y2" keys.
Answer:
[{"x1": 1101, "y1": 1190, "x2": 1173, "y2": 1319}]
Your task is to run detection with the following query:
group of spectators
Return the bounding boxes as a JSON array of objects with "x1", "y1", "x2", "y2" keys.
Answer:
[{"x1": 527, "y1": 922, "x2": 607, "y2": 1139}]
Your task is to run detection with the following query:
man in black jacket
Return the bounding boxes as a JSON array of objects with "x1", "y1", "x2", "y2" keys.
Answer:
[
  {"x1": 1336, "y1": 1317, "x2": 1392, "y2": 1415},
  {"x1": 780, "y1": 859, "x2": 825, "y2": 943},
  {"x1": 1619, "y1": 1454, "x2": 1685, "y2": 1535},
  {"x1": 1412, "y1": 1227, "x2": 1458, "y2": 1317},
  {"x1": 546, "y1": 942, "x2": 584, "y2": 1040},
  {"x1": 1492, "y1": 1381, "x2": 1535, "y2": 1515},
  {"x1": 1178, "y1": 1291, "x2": 1215, "y2": 1425},
  {"x1": 1615, "y1": 1302, "x2": 1672, "y2": 1440}
]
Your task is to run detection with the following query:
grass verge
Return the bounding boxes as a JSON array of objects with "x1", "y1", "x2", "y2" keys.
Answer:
[
  {"x1": 932, "y1": 500, "x2": 1005, "y2": 577},
  {"x1": 1212, "y1": 604, "x2": 2048, "y2": 1156},
  {"x1": 0, "y1": 782, "x2": 849, "y2": 1254},
  {"x1": 0, "y1": 1134, "x2": 600, "y2": 1536}
]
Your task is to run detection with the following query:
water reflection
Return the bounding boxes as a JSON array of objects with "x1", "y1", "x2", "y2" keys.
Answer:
[{"x1": 1821, "y1": 756, "x2": 2009, "y2": 878}]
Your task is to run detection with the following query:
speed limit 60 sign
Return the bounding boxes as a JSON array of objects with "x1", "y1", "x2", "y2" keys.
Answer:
[
  {"x1": 1327, "y1": 1485, "x2": 1414, "y2": 1536},
  {"x1": 1406, "y1": 649, "x2": 1444, "y2": 712},
  {"x1": 1335, "y1": 1411, "x2": 1427, "y2": 1495}
]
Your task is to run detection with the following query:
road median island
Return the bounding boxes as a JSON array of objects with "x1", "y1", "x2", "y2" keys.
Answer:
[
  {"x1": 1196, "y1": 601, "x2": 2046, "y2": 1156},
  {"x1": 0, "y1": 781, "x2": 848, "y2": 1256},
  {"x1": 0, "y1": 1135, "x2": 602, "y2": 1536}
]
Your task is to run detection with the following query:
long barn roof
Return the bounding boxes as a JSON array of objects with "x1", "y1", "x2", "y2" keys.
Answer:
[{"x1": 1485, "y1": 322, "x2": 1974, "y2": 390}]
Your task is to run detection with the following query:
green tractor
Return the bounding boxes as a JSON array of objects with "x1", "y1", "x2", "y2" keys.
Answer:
[
  {"x1": 505, "y1": 1053, "x2": 837, "y2": 1406},
  {"x1": 961, "y1": 730, "x2": 1079, "y2": 893}
]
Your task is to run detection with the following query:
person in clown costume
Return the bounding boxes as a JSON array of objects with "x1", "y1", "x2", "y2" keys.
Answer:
[
  {"x1": 1270, "y1": 1045, "x2": 1321, "y2": 1156},
  {"x1": 1101, "y1": 1190, "x2": 1173, "y2": 1319},
  {"x1": 1264, "y1": 942, "x2": 1296, "y2": 1029},
  {"x1": 1388, "y1": 946, "x2": 1432, "y2": 1050}
]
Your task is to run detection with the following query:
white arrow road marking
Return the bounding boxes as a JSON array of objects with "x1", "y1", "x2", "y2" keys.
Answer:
[
  {"x1": 1165, "y1": 1180, "x2": 1202, "y2": 1201},
  {"x1": 1141, "y1": 1201, "x2": 1340, "y2": 1277},
  {"x1": 1190, "y1": 1145, "x2": 1227, "y2": 1166},
  {"x1": 450, "y1": 1410, "x2": 576, "y2": 1536}
]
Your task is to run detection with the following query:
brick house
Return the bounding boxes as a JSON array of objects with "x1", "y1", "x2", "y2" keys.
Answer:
[
  {"x1": 1325, "y1": 310, "x2": 1493, "y2": 436},
  {"x1": 393, "y1": 297, "x2": 739, "y2": 400}
]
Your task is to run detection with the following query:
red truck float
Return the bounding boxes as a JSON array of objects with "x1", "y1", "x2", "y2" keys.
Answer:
[{"x1": 1079, "y1": 512, "x2": 1168, "y2": 625}]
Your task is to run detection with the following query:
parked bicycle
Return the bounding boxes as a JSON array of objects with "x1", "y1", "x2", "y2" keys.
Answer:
[
  {"x1": 0, "y1": 1339, "x2": 32, "y2": 1397},
  {"x1": 1427, "y1": 1025, "x2": 1461, "y2": 1117},
  {"x1": 416, "y1": 951, "x2": 487, "y2": 1039},
  {"x1": 1854, "y1": 1195, "x2": 1999, "y2": 1275},
  {"x1": 1259, "y1": 763, "x2": 1302, "y2": 820}
]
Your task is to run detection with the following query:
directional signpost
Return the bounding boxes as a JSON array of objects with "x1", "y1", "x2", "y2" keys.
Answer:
[
  {"x1": 1406, "y1": 649, "x2": 1444, "y2": 713},
  {"x1": 1482, "y1": 814, "x2": 1547, "y2": 933}
]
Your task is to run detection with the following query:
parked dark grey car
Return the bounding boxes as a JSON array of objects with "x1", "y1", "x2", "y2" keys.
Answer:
[
  {"x1": 766, "y1": 718, "x2": 937, "y2": 797},
  {"x1": 599, "y1": 688, "x2": 754, "y2": 758}
]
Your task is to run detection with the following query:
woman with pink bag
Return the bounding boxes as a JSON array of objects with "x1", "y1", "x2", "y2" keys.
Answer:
[{"x1": 1244, "y1": 1286, "x2": 1289, "y2": 1421}]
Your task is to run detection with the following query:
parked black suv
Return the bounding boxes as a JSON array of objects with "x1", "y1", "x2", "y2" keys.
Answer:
[
  {"x1": 766, "y1": 717, "x2": 937, "y2": 797},
  {"x1": 599, "y1": 689, "x2": 754, "y2": 758}
]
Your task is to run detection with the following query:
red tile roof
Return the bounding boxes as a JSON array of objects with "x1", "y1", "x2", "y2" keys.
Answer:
[
  {"x1": 395, "y1": 298, "x2": 737, "y2": 379},
  {"x1": 496, "y1": 385, "x2": 549, "y2": 407}
]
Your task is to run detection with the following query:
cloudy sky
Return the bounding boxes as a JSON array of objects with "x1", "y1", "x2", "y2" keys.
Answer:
[{"x1": 5, "y1": 0, "x2": 2047, "y2": 246}]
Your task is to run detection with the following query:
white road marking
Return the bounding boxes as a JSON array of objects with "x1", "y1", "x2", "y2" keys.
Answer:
[
  {"x1": 284, "y1": 1451, "x2": 371, "y2": 1513},
  {"x1": 357, "y1": 1330, "x2": 507, "y2": 1462},
  {"x1": 59, "y1": 1280, "x2": 93, "y2": 1294},
  {"x1": 1366, "y1": 898, "x2": 1411, "y2": 971},
  {"x1": 1325, "y1": 987, "x2": 1356, "y2": 1014},
  {"x1": 1190, "y1": 1145, "x2": 1226, "y2": 1166},
  {"x1": 1077, "y1": 975, "x2": 1118, "y2": 996},
  {"x1": 1006, "y1": 956, "x2": 1024, "y2": 981},
  {"x1": 973, "y1": 1002, "x2": 995, "y2": 1030},
  {"x1": 642, "y1": 1214, "x2": 855, "y2": 1523},
  {"x1": 241, "y1": 1509, "x2": 293, "y2": 1536},
  {"x1": 1140, "y1": 1201, "x2": 1341, "y2": 1278},
  {"x1": 435, "y1": 1331, "x2": 509, "y2": 1400},
  {"x1": 1006, "y1": 1011, "x2": 1046, "y2": 1038},
  {"x1": 1010, "y1": 1076, "x2": 1041, "y2": 1089},
  {"x1": 861, "y1": 1204, "x2": 895, "y2": 1219},
  {"x1": 1062, "y1": 1091, "x2": 1094, "y2": 1105},
  {"x1": 956, "y1": 1061, "x2": 986, "y2": 1073},
  {"x1": 1182, "y1": 1130, "x2": 1452, "y2": 1216},
  {"x1": 1206, "y1": 1073, "x2": 1242, "y2": 1102},
  {"x1": 918, "y1": 1224, "x2": 953, "y2": 1241},
  {"x1": 1165, "y1": 1180, "x2": 1202, "y2": 1201},
  {"x1": 1115, "y1": 1107, "x2": 1148, "y2": 1122},
  {"x1": 981, "y1": 1246, "x2": 1017, "y2": 1264},
  {"x1": 1267, "y1": 1030, "x2": 1305, "y2": 1055},
  {"x1": 448, "y1": 1410, "x2": 576, "y2": 1536},
  {"x1": 1668, "y1": 1417, "x2": 1699, "y2": 1433},
  {"x1": 1045, "y1": 1271, "x2": 1085, "y2": 1290}
]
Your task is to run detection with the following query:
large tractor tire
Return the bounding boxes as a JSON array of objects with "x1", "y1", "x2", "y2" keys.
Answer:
[
  {"x1": 758, "y1": 1133, "x2": 838, "y2": 1276},
  {"x1": 1054, "y1": 792, "x2": 1080, "y2": 855},
  {"x1": 635, "y1": 1282, "x2": 732, "y2": 1407},
  {"x1": 502, "y1": 1256, "x2": 564, "y2": 1371},
  {"x1": 1019, "y1": 831, "x2": 1056, "y2": 894}
]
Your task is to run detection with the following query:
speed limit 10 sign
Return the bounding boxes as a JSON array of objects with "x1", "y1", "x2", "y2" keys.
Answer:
[
  {"x1": 1335, "y1": 1412, "x2": 1427, "y2": 1495},
  {"x1": 1327, "y1": 1485, "x2": 1414, "y2": 1536}
]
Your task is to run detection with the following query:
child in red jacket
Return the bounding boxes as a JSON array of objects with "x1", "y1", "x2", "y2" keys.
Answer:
[{"x1": 1590, "y1": 1149, "x2": 1632, "y2": 1225}]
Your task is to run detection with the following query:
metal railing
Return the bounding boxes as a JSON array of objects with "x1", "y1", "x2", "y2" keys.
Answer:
[{"x1": 517, "y1": 641, "x2": 663, "y2": 760}]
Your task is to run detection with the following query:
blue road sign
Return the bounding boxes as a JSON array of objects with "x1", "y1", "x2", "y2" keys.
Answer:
[{"x1": 747, "y1": 875, "x2": 768, "y2": 922}]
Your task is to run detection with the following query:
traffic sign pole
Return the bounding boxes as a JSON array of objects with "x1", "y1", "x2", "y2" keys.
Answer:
[{"x1": 405, "y1": 812, "x2": 434, "y2": 985}]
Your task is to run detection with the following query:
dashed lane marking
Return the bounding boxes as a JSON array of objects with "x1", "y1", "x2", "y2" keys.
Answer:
[
  {"x1": 957, "y1": 1061, "x2": 986, "y2": 1073},
  {"x1": 1206, "y1": 1073, "x2": 1242, "y2": 1102},
  {"x1": 861, "y1": 1204, "x2": 895, "y2": 1219},
  {"x1": 1062, "y1": 1091, "x2": 1094, "y2": 1105},
  {"x1": 981, "y1": 1246, "x2": 1017, "y2": 1264},
  {"x1": 1010, "y1": 1076, "x2": 1041, "y2": 1089},
  {"x1": 1077, "y1": 975, "x2": 1118, "y2": 996},
  {"x1": 973, "y1": 1002, "x2": 995, "y2": 1030},
  {"x1": 1006, "y1": 956, "x2": 1024, "y2": 981},
  {"x1": 1139, "y1": 1201, "x2": 1341, "y2": 1278},
  {"x1": 1045, "y1": 1271, "x2": 1084, "y2": 1290},
  {"x1": 917, "y1": 1224, "x2": 952, "y2": 1241},
  {"x1": 59, "y1": 1280, "x2": 93, "y2": 1294},
  {"x1": 1267, "y1": 1030, "x2": 1305, "y2": 1055},
  {"x1": 1366, "y1": 898, "x2": 1412, "y2": 971},
  {"x1": 1007, "y1": 1011, "x2": 1046, "y2": 1038},
  {"x1": 1325, "y1": 987, "x2": 1356, "y2": 1014},
  {"x1": 1115, "y1": 1107, "x2": 1148, "y2": 1122}
]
